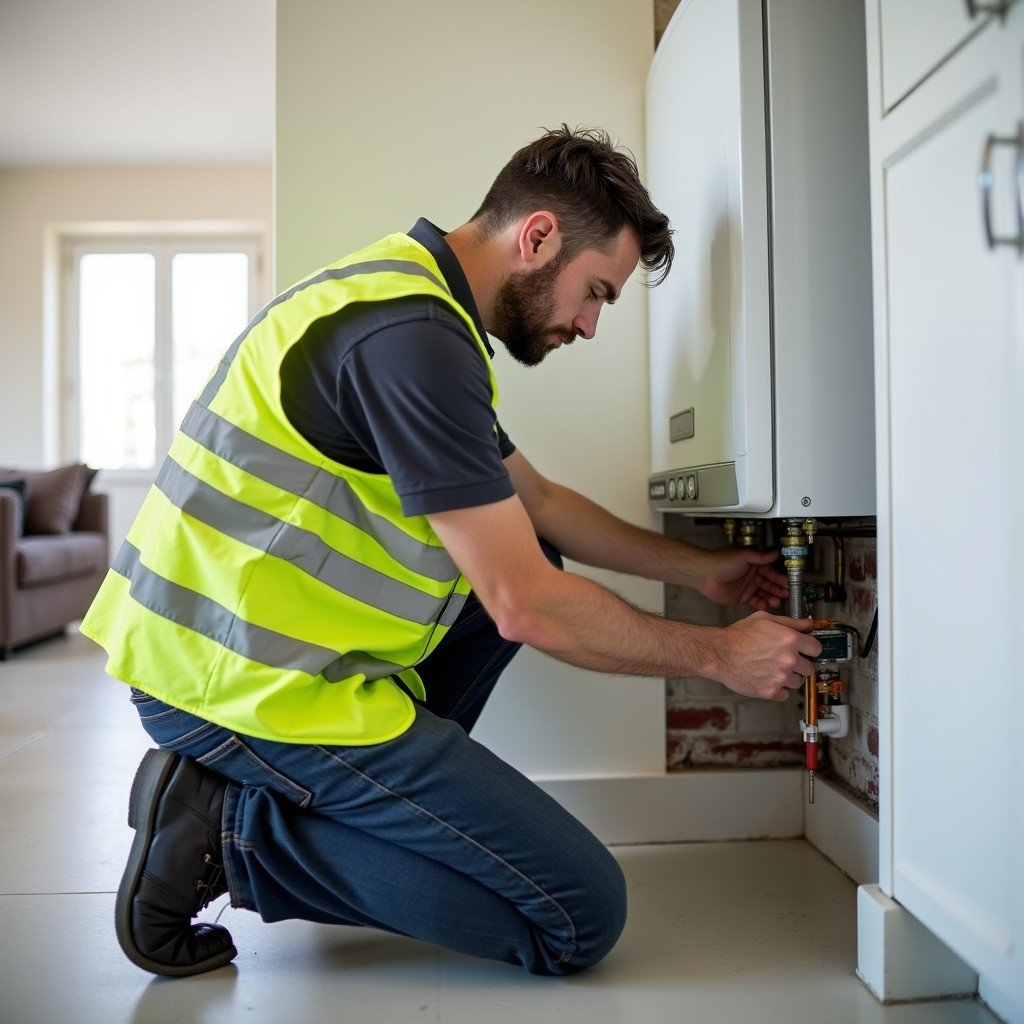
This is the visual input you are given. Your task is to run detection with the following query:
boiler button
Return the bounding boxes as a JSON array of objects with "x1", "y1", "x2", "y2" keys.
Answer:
[
  {"x1": 668, "y1": 477, "x2": 677, "y2": 500},
  {"x1": 686, "y1": 474, "x2": 698, "y2": 500},
  {"x1": 677, "y1": 477, "x2": 686, "y2": 500}
]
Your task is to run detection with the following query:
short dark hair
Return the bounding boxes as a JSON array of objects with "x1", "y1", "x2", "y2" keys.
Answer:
[{"x1": 471, "y1": 124, "x2": 674, "y2": 286}]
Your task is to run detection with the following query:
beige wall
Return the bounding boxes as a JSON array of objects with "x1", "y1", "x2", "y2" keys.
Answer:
[
  {"x1": 275, "y1": 0, "x2": 655, "y2": 285},
  {"x1": 276, "y1": 0, "x2": 666, "y2": 777},
  {"x1": 0, "y1": 165, "x2": 272, "y2": 466}
]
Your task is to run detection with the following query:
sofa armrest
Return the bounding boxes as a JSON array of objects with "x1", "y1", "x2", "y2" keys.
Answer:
[
  {"x1": 75, "y1": 490, "x2": 109, "y2": 537},
  {"x1": 0, "y1": 490, "x2": 19, "y2": 557},
  {"x1": 0, "y1": 492, "x2": 19, "y2": 640}
]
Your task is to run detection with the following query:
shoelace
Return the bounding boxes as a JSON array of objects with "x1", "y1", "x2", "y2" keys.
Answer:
[{"x1": 194, "y1": 851, "x2": 225, "y2": 910}]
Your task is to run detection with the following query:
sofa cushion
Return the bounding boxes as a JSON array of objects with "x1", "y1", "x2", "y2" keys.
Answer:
[
  {"x1": 23, "y1": 463, "x2": 90, "y2": 535},
  {"x1": 17, "y1": 532, "x2": 107, "y2": 587},
  {"x1": 0, "y1": 477, "x2": 27, "y2": 536}
]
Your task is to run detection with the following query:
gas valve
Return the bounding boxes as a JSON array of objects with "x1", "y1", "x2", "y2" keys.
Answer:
[{"x1": 801, "y1": 621, "x2": 855, "y2": 803}]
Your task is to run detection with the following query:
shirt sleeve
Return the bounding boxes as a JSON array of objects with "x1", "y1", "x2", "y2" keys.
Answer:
[{"x1": 334, "y1": 299, "x2": 516, "y2": 516}]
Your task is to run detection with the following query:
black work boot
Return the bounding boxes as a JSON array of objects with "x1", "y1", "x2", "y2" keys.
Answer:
[{"x1": 115, "y1": 748, "x2": 237, "y2": 976}]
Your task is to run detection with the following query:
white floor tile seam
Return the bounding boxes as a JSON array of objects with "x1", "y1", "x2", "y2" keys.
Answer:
[{"x1": 0, "y1": 716, "x2": 87, "y2": 762}]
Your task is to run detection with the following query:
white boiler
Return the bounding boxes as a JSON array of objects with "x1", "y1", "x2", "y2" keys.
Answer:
[{"x1": 646, "y1": 0, "x2": 875, "y2": 518}]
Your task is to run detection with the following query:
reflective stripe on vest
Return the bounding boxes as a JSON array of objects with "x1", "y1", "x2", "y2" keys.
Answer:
[
  {"x1": 111, "y1": 540, "x2": 415, "y2": 682},
  {"x1": 81, "y1": 234, "x2": 495, "y2": 745},
  {"x1": 153, "y1": 454, "x2": 461, "y2": 626},
  {"x1": 177, "y1": 401, "x2": 459, "y2": 583}
]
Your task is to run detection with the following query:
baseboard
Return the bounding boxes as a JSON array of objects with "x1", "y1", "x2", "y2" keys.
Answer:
[
  {"x1": 857, "y1": 883, "x2": 977, "y2": 1002},
  {"x1": 803, "y1": 775, "x2": 879, "y2": 885},
  {"x1": 535, "y1": 768, "x2": 803, "y2": 845}
]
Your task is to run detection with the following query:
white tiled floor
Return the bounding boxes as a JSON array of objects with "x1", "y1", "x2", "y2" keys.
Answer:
[{"x1": 0, "y1": 631, "x2": 1001, "y2": 1024}]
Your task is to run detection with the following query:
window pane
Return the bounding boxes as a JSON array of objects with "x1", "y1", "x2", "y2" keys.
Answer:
[
  {"x1": 172, "y1": 252, "x2": 250, "y2": 429},
  {"x1": 78, "y1": 253, "x2": 156, "y2": 469}
]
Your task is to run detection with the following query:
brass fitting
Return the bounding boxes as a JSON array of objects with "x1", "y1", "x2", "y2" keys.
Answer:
[
  {"x1": 739, "y1": 520, "x2": 760, "y2": 547},
  {"x1": 723, "y1": 519, "x2": 737, "y2": 545}
]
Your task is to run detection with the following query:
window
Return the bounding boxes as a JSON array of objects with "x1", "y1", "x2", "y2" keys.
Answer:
[{"x1": 63, "y1": 233, "x2": 263, "y2": 472}]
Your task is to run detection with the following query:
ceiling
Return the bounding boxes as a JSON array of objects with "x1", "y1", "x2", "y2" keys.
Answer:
[{"x1": 0, "y1": 0, "x2": 276, "y2": 167}]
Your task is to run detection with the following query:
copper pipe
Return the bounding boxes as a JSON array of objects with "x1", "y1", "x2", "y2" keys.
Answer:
[
  {"x1": 804, "y1": 672, "x2": 818, "y2": 727},
  {"x1": 804, "y1": 669, "x2": 819, "y2": 798}
]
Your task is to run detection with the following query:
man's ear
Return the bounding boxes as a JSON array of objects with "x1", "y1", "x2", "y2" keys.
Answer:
[{"x1": 516, "y1": 211, "x2": 562, "y2": 267}]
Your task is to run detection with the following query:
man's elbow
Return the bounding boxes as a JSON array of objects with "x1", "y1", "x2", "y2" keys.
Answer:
[
  {"x1": 469, "y1": 552, "x2": 568, "y2": 650},
  {"x1": 485, "y1": 587, "x2": 559, "y2": 650},
  {"x1": 490, "y1": 602, "x2": 544, "y2": 647}
]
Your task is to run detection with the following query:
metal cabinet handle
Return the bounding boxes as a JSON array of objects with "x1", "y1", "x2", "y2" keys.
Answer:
[
  {"x1": 980, "y1": 123, "x2": 1024, "y2": 255},
  {"x1": 964, "y1": 0, "x2": 1012, "y2": 20}
]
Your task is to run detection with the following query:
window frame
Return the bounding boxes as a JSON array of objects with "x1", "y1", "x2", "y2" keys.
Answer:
[{"x1": 60, "y1": 226, "x2": 265, "y2": 479}]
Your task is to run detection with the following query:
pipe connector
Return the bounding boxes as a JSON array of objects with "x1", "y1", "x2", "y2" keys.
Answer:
[
  {"x1": 739, "y1": 520, "x2": 760, "y2": 547},
  {"x1": 781, "y1": 519, "x2": 809, "y2": 619},
  {"x1": 800, "y1": 704, "x2": 850, "y2": 740},
  {"x1": 723, "y1": 519, "x2": 737, "y2": 545}
]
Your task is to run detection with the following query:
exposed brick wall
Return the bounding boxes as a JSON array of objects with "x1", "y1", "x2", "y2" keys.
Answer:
[
  {"x1": 663, "y1": 517, "x2": 880, "y2": 812},
  {"x1": 816, "y1": 536, "x2": 879, "y2": 809},
  {"x1": 663, "y1": 517, "x2": 806, "y2": 770}
]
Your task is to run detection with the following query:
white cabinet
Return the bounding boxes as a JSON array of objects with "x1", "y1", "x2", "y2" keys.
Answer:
[
  {"x1": 879, "y1": 0, "x2": 989, "y2": 109},
  {"x1": 863, "y1": 1, "x2": 1024, "y2": 1018}
]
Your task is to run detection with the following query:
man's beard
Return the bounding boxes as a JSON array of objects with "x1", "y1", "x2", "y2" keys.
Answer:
[{"x1": 491, "y1": 256, "x2": 576, "y2": 367}]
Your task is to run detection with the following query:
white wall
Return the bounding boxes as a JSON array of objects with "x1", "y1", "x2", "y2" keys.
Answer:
[
  {"x1": 0, "y1": 165, "x2": 272, "y2": 467},
  {"x1": 276, "y1": 0, "x2": 666, "y2": 777}
]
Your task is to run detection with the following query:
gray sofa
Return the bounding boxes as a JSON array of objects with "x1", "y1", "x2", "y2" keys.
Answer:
[{"x1": 0, "y1": 465, "x2": 109, "y2": 659}]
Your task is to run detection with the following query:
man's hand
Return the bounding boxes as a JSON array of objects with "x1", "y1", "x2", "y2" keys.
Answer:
[
  {"x1": 697, "y1": 548, "x2": 790, "y2": 610},
  {"x1": 711, "y1": 612, "x2": 821, "y2": 701}
]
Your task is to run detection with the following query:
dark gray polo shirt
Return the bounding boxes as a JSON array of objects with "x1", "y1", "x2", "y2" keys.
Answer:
[{"x1": 280, "y1": 219, "x2": 516, "y2": 517}]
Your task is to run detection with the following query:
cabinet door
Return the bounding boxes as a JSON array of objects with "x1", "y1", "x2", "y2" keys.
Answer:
[
  {"x1": 879, "y1": 0, "x2": 991, "y2": 111},
  {"x1": 882, "y1": 7, "x2": 1024, "y2": 1006}
]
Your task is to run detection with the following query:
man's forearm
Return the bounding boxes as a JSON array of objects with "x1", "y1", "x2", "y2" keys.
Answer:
[
  {"x1": 526, "y1": 478, "x2": 710, "y2": 587},
  {"x1": 500, "y1": 566, "x2": 813, "y2": 701},
  {"x1": 427, "y1": 495, "x2": 816, "y2": 701},
  {"x1": 501, "y1": 566, "x2": 719, "y2": 676}
]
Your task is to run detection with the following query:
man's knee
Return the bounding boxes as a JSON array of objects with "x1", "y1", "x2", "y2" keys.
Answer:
[
  {"x1": 576, "y1": 855, "x2": 627, "y2": 969},
  {"x1": 544, "y1": 847, "x2": 627, "y2": 975}
]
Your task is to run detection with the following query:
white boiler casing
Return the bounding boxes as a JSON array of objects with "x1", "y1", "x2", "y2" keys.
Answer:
[{"x1": 646, "y1": 0, "x2": 875, "y2": 518}]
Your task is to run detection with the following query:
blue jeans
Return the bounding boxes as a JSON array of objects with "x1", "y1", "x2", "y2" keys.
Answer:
[{"x1": 130, "y1": 552, "x2": 626, "y2": 976}]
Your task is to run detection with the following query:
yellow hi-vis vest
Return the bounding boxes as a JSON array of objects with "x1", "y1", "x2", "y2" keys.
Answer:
[{"x1": 81, "y1": 232, "x2": 499, "y2": 745}]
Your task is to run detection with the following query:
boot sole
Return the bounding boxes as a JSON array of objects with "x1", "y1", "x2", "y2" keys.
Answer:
[{"x1": 115, "y1": 748, "x2": 238, "y2": 977}]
